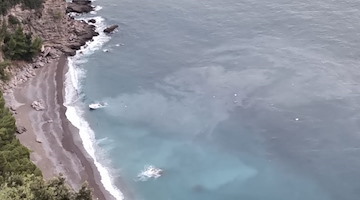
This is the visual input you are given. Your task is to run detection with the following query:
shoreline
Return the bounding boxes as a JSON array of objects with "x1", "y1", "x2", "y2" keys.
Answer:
[
  {"x1": 5, "y1": 56, "x2": 113, "y2": 200},
  {"x1": 57, "y1": 56, "x2": 113, "y2": 200},
  {"x1": 1, "y1": 1, "x2": 125, "y2": 199}
]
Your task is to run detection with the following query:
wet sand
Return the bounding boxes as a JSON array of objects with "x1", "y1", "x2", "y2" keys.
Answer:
[{"x1": 5, "y1": 56, "x2": 112, "y2": 200}]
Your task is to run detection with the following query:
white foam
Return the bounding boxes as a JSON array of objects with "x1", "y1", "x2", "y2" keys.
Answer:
[
  {"x1": 64, "y1": 16, "x2": 124, "y2": 200},
  {"x1": 137, "y1": 165, "x2": 163, "y2": 182},
  {"x1": 94, "y1": 5, "x2": 103, "y2": 11}
]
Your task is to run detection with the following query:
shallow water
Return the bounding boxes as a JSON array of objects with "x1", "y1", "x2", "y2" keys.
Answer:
[{"x1": 68, "y1": 0, "x2": 360, "y2": 199}]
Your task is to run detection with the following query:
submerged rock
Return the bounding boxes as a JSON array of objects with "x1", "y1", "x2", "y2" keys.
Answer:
[
  {"x1": 103, "y1": 25, "x2": 119, "y2": 33},
  {"x1": 88, "y1": 19, "x2": 96, "y2": 23}
]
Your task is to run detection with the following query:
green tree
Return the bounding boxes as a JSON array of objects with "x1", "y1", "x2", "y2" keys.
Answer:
[
  {"x1": 0, "y1": 90, "x2": 93, "y2": 199},
  {"x1": 3, "y1": 27, "x2": 42, "y2": 61}
]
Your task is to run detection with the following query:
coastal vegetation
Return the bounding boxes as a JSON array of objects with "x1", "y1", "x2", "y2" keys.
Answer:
[
  {"x1": 0, "y1": 0, "x2": 43, "y2": 15},
  {"x1": 0, "y1": 0, "x2": 97, "y2": 199},
  {"x1": 2, "y1": 27, "x2": 42, "y2": 61},
  {"x1": 0, "y1": 92, "x2": 92, "y2": 199}
]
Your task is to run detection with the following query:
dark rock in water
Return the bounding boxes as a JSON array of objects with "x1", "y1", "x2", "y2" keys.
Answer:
[
  {"x1": 16, "y1": 126, "x2": 27, "y2": 134},
  {"x1": 88, "y1": 19, "x2": 96, "y2": 23},
  {"x1": 66, "y1": 0, "x2": 93, "y2": 14},
  {"x1": 104, "y1": 25, "x2": 119, "y2": 33}
]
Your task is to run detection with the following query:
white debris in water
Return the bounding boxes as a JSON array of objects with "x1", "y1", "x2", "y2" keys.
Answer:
[
  {"x1": 137, "y1": 165, "x2": 163, "y2": 181},
  {"x1": 234, "y1": 93, "x2": 237, "y2": 97},
  {"x1": 295, "y1": 118, "x2": 299, "y2": 121}
]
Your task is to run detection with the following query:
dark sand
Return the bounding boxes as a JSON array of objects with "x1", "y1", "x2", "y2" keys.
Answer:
[{"x1": 5, "y1": 56, "x2": 113, "y2": 200}]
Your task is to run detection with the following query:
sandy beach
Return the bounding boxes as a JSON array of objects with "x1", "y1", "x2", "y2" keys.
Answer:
[{"x1": 4, "y1": 56, "x2": 112, "y2": 200}]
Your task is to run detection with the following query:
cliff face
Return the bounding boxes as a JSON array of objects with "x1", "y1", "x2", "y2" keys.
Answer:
[
  {"x1": 0, "y1": 0, "x2": 97, "y2": 91},
  {"x1": 9, "y1": 0, "x2": 97, "y2": 57}
]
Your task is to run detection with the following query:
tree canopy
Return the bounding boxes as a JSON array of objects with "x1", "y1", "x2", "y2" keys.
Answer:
[
  {"x1": 2, "y1": 27, "x2": 42, "y2": 61},
  {"x1": 0, "y1": 0, "x2": 43, "y2": 15},
  {"x1": 0, "y1": 92, "x2": 93, "y2": 199}
]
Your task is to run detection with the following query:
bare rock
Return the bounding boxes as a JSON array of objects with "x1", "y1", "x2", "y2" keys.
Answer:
[
  {"x1": 73, "y1": 0, "x2": 92, "y2": 5},
  {"x1": 31, "y1": 100, "x2": 45, "y2": 111},
  {"x1": 34, "y1": 62, "x2": 45, "y2": 69},
  {"x1": 68, "y1": 42, "x2": 84, "y2": 50},
  {"x1": 10, "y1": 106, "x2": 16, "y2": 112},
  {"x1": 16, "y1": 126, "x2": 27, "y2": 134},
  {"x1": 88, "y1": 19, "x2": 96, "y2": 23},
  {"x1": 43, "y1": 47, "x2": 51, "y2": 57},
  {"x1": 66, "y1": 0, "x2": 93, "y2": 14},
  {"x1": 62, "y1": 47, "x2": 77, "y2": 56},
  {"x1": 104, "y1": 25, "x2": 119, "y2": 33}
]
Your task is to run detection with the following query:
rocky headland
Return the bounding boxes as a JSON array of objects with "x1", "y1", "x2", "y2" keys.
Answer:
[{"x1": 0, "y1": 0, "x2": 99, "y2": 91}]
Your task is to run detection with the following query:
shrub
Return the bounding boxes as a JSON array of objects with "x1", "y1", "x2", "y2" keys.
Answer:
[
  {"x1": 2, "y1": 27, "x2": 42, "y2": 61},
  {"x1": 0, "y1": 61, "x2": 11, "y2": 81},
  {"x1": 8, "y1": 15, "x2": 19, "y2": 25}
]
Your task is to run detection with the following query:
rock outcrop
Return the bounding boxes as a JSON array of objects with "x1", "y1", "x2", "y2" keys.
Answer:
[
  {"x1": 66, "y1": 0, "x2": 93, "y2": 13},
  {"x1": 7, "y1": 0, "x2": 100, "y2": 57},
  {"x1": 0, "y1": 0, "x2": 103, "y2": 90},
  {"x1": 16, "y1": 126, "x2": 27, "y2": 134},
  {"x1": 31, "y1": 100, "x2": 45, "y2": 111},
  {"x1": 104, "y1": 25, "x2": 119, "y2": 33}
]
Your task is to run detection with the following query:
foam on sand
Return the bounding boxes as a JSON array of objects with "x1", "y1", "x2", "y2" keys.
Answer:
[{"x1": 64, "y1": 16, "x2": 124, "y2": 200}]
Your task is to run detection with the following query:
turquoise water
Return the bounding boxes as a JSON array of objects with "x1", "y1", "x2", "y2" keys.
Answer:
[{"x1": 67, "y1": 0, "x2": 360, "y2": 199}]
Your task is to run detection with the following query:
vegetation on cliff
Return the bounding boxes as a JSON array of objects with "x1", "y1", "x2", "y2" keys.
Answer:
[
  {"x1": 0, "y1": 92, "x2": 92, "y2": 200},
  {"x1": 0, "y1": 1, "x2": 94, "y2": 199},
  {"x1": 2, "y1": 27, "x2": 42, "y2": 61},
  {"x1": 0, "y1": 0, "x2": 43, "y2": 15}
]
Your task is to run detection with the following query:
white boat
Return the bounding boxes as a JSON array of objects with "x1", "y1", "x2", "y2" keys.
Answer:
[
  {"x1": 89, "y1": 103, "x2": 106, "y2": 110},
  {"x1": 137, "y1": 165, "x2": 163, "y2": 181}
]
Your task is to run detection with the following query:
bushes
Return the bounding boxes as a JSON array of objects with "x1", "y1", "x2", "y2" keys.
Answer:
[
  {"x1": 22, "y1": 0, "x2": 43, "y2": 10},
  {"x1": 0, "y1": 92, "x2": 93, "y2": 199},
  {"x1": 0, "y1": 61, "x2": 11, "y2": 81},
  {"x1": 0, "y1": 92, "x2": 39, "y2": 180},
  {"x1": 2, "y1": 27, "x2": 42, "y2": 61},
  {"x1": 0, "y1": 0, "x2": 44, "y2": 15},
  {"x1": 8, "y1": 15, "x2": 20, "y2": 25}
]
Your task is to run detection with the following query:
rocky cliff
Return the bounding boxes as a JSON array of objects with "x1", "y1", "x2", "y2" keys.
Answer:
[
  {"x1": 1, "y1": 0, "x2": 98, "y2": 91},
  {"x1": 10, "y1": 0, "x2": 97, "y2": 56}
]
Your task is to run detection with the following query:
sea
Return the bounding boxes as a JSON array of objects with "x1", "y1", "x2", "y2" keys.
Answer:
[{"x1": 64, "y1": 0, "x2": 360, "y2": 200}]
